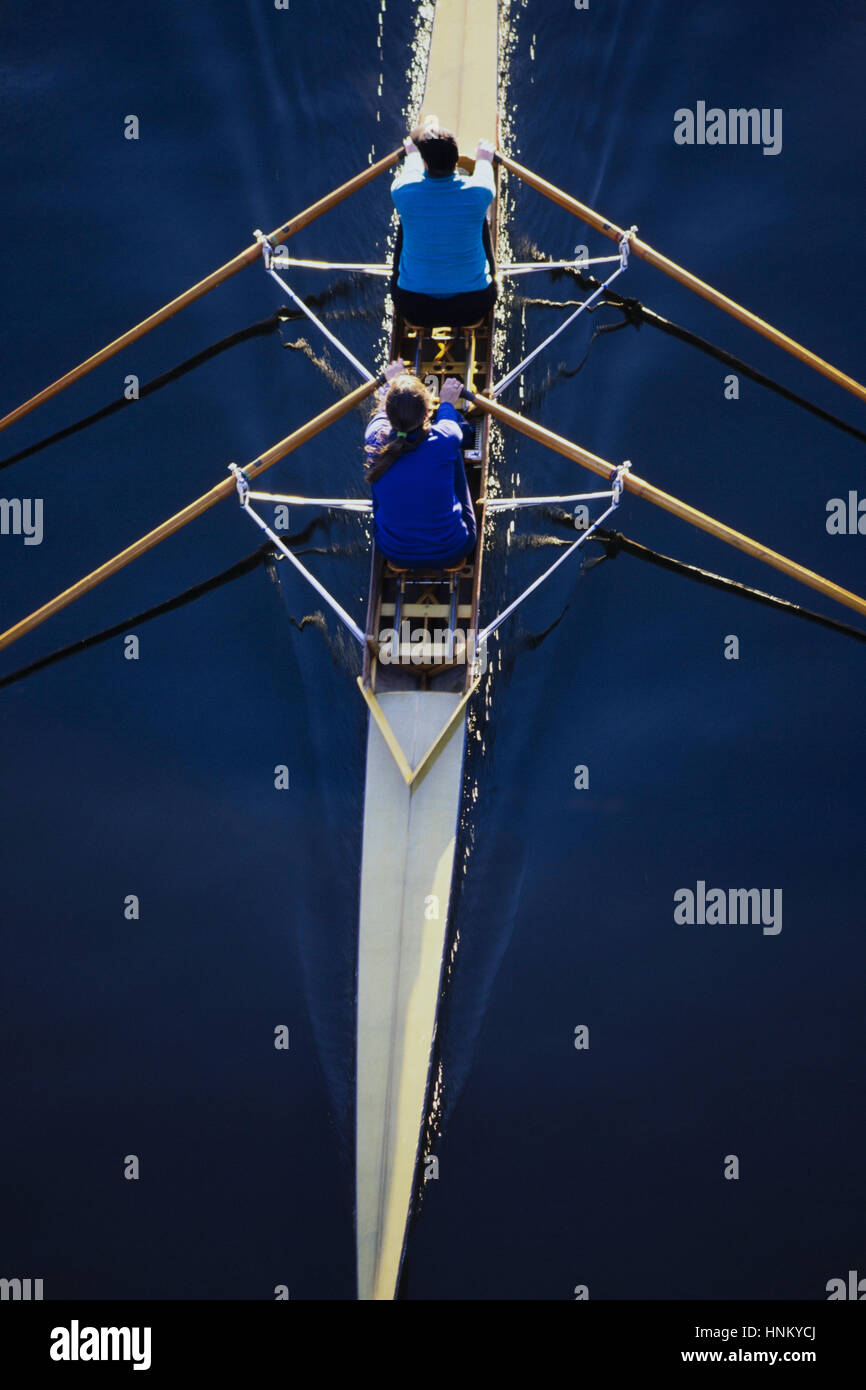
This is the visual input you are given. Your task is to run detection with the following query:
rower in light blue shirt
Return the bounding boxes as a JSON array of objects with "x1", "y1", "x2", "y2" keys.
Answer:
[{"x1": 390, "y1": 116, "x2": 498, "y2": 328}]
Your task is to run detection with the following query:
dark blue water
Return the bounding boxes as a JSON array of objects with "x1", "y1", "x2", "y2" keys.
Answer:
[{"x1": 1, "y1": 0, "x2": 864, "y2": 1300}]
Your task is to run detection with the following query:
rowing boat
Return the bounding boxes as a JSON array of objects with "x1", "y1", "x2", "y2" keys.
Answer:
[{"x1": 354, "y1": 0, "x2": 500, "y2": 1303}]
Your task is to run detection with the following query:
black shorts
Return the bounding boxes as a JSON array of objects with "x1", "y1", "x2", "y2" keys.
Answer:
[
  {"x1": 391, "y1": 218, "x2": 498, "y2": 328},
  {"x1": 392, "y1": 281, "x2": 497, "y2": 329},
  {"x1": 379, "y1": 536, "x2": 476, "y2": 571}
]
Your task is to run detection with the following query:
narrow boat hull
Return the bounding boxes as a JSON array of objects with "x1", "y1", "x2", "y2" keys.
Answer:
[
  {"x1": 356, "y1": 691, "x2": 465, "y2": 1301},
  {"x1": 355, "y1": 0, "x2": 500, "y2": 1301}
]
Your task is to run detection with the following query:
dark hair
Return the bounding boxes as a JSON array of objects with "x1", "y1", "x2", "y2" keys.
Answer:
[
  {"x1": 366, "y1": 375, "x2": 433, "y2": 483},
  {"x1": 411, "y1": 122, "x2": 459, "y2": 177}
]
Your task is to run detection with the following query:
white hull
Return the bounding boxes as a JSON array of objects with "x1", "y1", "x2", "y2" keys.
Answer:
[
  {"x1": 356, "y1": 691, "x2": 465, "y2": 1300},
  {"x1": 354, "y1": 0, "x2": 500, "y2": 1301}
]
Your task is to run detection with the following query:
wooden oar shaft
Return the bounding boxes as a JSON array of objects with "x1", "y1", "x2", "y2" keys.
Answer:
[
  {"x1": 0, "y1": 378, "x2": 379, "y2": 655},
  {"x1": 471, "y1": 393, "x2": 866, "y2": 621},
  {"x1": 497, "y1": 152, "x2": 866, "y2": 407},
  {"x1": 0, "y1": 148, "x2": 401, "y2": 435}
]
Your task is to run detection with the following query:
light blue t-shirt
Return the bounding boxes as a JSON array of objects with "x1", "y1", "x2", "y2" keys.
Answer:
[{"x1": 392, "y1": 151, "x2": 495, "y2": 297}]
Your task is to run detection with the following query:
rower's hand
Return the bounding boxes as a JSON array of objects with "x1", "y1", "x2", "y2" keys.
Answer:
[
  {"x1": 475, "y1": 139, "x2": 495, "y2": 162},
  {"x1": 439, "y1": 376, "x2": 463, "y2": 406},
  {"x1": 384, "y1": 358, "x2": 407, "y2": 382}
]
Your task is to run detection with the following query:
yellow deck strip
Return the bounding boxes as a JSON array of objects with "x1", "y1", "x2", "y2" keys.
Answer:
[{"x1": 421, "y1": 0, "x2": 499, "y2": 153}]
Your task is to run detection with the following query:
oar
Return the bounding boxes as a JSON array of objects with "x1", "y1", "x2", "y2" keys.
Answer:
[
  {"x1": 0, "y1": 378, "x2": 380, "y2": 655},
  {"x1": 0, "y1": 149, "x2": 401, "y2": 435},
  {"x1": 496, "y1": 151, "x2": 866, "y2": 407},
  {"x1": 465, "y1": 390, "x2": 866, "y2": 622}
]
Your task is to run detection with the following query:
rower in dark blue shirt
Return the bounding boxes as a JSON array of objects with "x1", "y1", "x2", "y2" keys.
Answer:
[{"x1": 365, "y1": 359, "x2": 477, "y2": 570}]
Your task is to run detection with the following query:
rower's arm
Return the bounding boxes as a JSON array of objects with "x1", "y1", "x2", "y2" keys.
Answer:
[
  {"x1": 392, "y1": 149, "x2": 425, "y2": 191},
  {"x1": 453, "y1": 452, "x2": 477, "y2": 541},
  {"x1": 364, "y1": 407, "x2": 390, "y2": 443},
  {"x1": 472, "y1": 140, "x2": 496, "y2": 199},
  {"x1": 470, "y1": 157, "x2": 496, "y2": 198}
]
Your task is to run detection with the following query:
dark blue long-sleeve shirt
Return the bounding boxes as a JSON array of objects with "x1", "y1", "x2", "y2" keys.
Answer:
[{"x1": 365, "y1": 401, "x2": 477, "y2": 567}]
